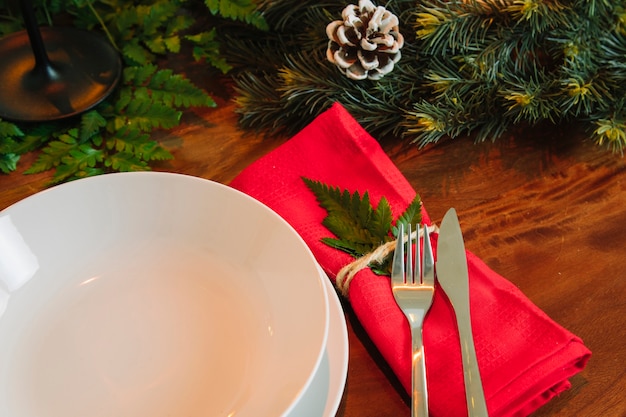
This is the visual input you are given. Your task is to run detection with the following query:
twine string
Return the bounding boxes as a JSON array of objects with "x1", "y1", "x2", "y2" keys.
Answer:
[{"x1": 334, "y1": 225, "x2": 439, "y2": 297}]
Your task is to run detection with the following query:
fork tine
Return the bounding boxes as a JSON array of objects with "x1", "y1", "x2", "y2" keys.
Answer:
[
  {"x1": 392, "y1": 222, "x2": 405, "y2": 285},
  {"x1": 406, "y1": 223, "x2": 414, "y2": 284},
  {"x1": 422, "y1": 225, "x2": 435, "y2": 286},
  {"x1": 414, "y1": 224, "x2": 422, "y2": 284}
]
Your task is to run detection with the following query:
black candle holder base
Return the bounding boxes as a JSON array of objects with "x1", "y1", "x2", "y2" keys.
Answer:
[{"x1": 0, "y1": 27, "x2": 122, "y2": 122}]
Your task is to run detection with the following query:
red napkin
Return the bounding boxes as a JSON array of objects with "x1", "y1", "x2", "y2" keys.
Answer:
[{"x1": 229, "y1": 103, "x2": 591, "y2": 417}]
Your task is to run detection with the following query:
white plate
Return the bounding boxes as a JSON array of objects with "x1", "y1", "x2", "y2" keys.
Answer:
[
  {"x1": 0, "y1": 172, "x2": 328, "y2": 417},
  {"x1": 288, "y1": 267, "x2": 348, "y2": 417}
]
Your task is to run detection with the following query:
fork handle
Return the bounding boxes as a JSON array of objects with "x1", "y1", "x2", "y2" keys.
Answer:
[{"x1": 411, "y1": 328, "x2": 429, "y2": 417}]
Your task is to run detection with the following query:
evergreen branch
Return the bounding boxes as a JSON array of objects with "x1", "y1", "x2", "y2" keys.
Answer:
[{"x1": 220, "y1": 0, "x2": 626, "y2": 152}]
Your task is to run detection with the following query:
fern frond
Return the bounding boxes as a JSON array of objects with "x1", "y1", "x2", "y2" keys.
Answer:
[
  {"x1": 0, "y1": 153, "x2": 19, "y2": 174},
  {"x1": 205, "y1": 0, "x2": 268, "y2": 29},
  {"x1": 104, "y1": 152, "x2": 151, "y2": 172},
  {"x1": 25, "y1": 132, "x2": 79, "y2": 174},
  {"x1": 393, "y1": 196, "x2": 422, "y2": 236},
  {"x1": 80, "y1": 110, "x2": 107, "y2": 142}
]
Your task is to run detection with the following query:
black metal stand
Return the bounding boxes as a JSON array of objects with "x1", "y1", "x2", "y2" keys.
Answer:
[{"x1": 0, "y1": 0, "x2": 122, "y2": 121}]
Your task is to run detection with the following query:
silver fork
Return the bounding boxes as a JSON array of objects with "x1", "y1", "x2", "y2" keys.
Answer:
[{"x1": 391, "y1": 223, "x2": 435, "y2": 417}]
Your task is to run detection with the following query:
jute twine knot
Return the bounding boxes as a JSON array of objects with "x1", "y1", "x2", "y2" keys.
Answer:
[{"x1": 334, "y1": 224, "x2": 439, "y2": 297}]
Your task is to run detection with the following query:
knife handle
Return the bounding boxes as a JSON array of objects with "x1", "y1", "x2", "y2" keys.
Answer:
[{"x1": 457, "y1": 314, "x2": 489, "y2": 417}]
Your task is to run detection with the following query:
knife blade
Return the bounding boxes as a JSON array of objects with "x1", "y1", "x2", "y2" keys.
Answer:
[{"x1": 436, "y1": 208, "x2": 489, "y2": 417}]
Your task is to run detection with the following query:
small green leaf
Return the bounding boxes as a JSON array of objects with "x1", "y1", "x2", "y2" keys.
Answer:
[
  {"x1": 0, "y1": 153, "x2": 20, "y2": 174},
  {"x1": 122, "y1": 40, "x2": 154, "y2": 66},
  {"x1": 80, "y1": 110, "x2": 107, "y2": 142},
  {"x1": 164, "y1": 35, "x2": 180, "y2": 53},
  {"x1": 105, "y1": 152, "x2": 150, "y2": 172},
  {"x1": 0, "y1": 120, "x2": 23, "y2": 137},
  {"x1": 370, "y1": 197, "x2": 393, "y2": 240},
  {"x1": 393, "y1": 196, "x2": 423, "y2": 237},
  {"x1": 62, "y1": 144, "x2": 104, "y2": 169},
  {"x1": 25, "y1": 137, "x2": 77, "y2": 174},
  {"x1": 124, "y1": 64, "x2": 158, "y2": 86}
]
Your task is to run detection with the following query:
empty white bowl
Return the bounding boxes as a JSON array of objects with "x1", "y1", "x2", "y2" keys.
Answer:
[{"x1": 0, "y1": 172, "x2": 328, "y2": 417}]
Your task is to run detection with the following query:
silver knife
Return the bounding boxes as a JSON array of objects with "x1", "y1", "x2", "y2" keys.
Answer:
[{"x1": 436, "y1": 208, "x2": 489, "y2": 417}]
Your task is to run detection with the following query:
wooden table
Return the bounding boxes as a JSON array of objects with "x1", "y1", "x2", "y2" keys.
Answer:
[{"x1": 1, "y1": 87, "x2": 625, "y2": 416}]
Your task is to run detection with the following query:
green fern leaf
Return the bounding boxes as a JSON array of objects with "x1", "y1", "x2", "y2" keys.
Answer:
[
  {"x1": 166, "y1": 14, "x2": 194, "y2": 35},
  {"x1": 152, "y1": 72, "x2": 215, "y2": 107},
  {"x1": 205, "y1": 0, "x2": 219, "y2": 14},
  {"x1": 0, "y1": 120, "x2": 23, "y2": 137},
  {"x1": 13, "y1": 125, "x2": 57, "y2": 155},
  {"x1": 124, "y1": 64, "x2": 158, "y2": 86},
  {"x1": 113, "y1": 99, "x2": 182, "y2": 131},
  {"x1": 25, "y1": 134, "x2": 78, "y2": 174},
  {"x1": 304, "y1": 178, "x2": 423, "y2": 275},
  {"x1": 136, "y1": 140, "x2": 173, "y2": 161},
  {"x1": 186, "y1": 30, "x2": 233, "y2": 73},
  {"x1": 204, "y1": 0, "x2": 267, "y2": 29},
  {"x1": 106, "y1": 127, "x2": 150, "y2": 152},
  {"x1": 164, "y1": 35, "x2": 181, "y2": 53},
  {"x1": 51, "y1": 162, "x2": 104, "y2": 184},
  {"x1": 370, "y1": 197, "x2": 393, "y2": 240},
  {"x1": 105, "y1": 151, "x2": 150, "y2": 172},
  {"x1": 80, "y1": 110, "x2": 107, "y2": 142},
  {"x1": 115, "y1": 6, "x2": 139, "y2": 34},
  {"x1": 304, "y1": 177, "x2": 394, "y2": 250},
  {"x1": 0, "y1": 121, "x2": 27, "y2": 173},
  {"x1": 186, "y1": 30, "x2": 216, "y2": 45},
  {"x1": 394, "y1": 196, "x2": 423, "y2": 236},
  {"x1": 0, "y1": 153, "x2": 20, "y2": 174},
  {"x1": 0, "y1": 137, "x2": 18, "y2": 154},
  {"x1": 303, "y1": 178, "x2": 361, "y2": 235},
  {"x1": 106, "y1": 126, "x2": 172, "y2": 162},
  {"x1": 353, "y1": 190, "x2": 372, "y2": 228},
  {"x1": 144, "y1": 34, "x2": 181, "y2": 54},
  {"x1": 122, "y1": 40, "x2": 154, "y2": 66},
  {"x1": 321, "y1": 236, "x2": 371, "y2": 258},
  {"x1": 145, "y1": 35, "x2": 169, "y2": 54},
  {"x1": 62, "y1": 144, "x2": 104, "y2": 169},
  {"x1": 124, "y1": 66, "x2": 215, "y2": 108},
  {"x1": 139, "y1": 2, "x2": 178, "y2": 36}
]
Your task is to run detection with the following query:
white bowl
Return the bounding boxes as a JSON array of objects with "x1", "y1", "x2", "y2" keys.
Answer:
[
  {"x1": 286, "y1": 267, "x2": 349, "y2": 417},
  {"x1": 0, "y1": 172, "x2": 328, "y2": 417}
]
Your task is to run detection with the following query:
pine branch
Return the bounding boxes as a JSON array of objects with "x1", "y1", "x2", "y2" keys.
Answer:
[{"x1": 222, "y1": 0, "x2": 626, "y2": 152}]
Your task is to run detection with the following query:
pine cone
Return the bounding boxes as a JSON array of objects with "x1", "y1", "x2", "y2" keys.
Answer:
[{"x1": 326, "y1": 0, "x2": 404, "y2": 80}]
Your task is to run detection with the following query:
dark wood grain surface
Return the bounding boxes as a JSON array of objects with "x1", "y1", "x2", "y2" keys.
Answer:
[{"x1": 1, "y1": 87, "x2": 625, "y2": 416}]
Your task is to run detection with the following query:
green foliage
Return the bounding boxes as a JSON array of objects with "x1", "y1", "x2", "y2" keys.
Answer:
[
  {"x1": 222, "y1": 0, "x2": 626, "y2": 153},
  {"x1": 0, "y1": 0, "x2": 267, "y2": 181},
  {"x1": 205, "y1": 0, "x2": 267, "y2": 29},
  {"x1": 304, "y1": 177, "x2": 422, "y2": 275},
  {"x1": 19, "y1": 64, "x2": 223, "y2": 183}
]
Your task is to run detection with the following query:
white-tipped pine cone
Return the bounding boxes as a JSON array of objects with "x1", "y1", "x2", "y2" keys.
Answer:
[{"x1": 326, "y1": 0, "x2": 404, "y2": 80}]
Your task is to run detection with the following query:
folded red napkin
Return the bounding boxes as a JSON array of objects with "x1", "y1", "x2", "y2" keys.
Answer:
[{"x1": 229, "y1": 103, "x2": 591, "y2": 417}]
